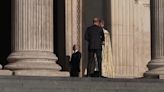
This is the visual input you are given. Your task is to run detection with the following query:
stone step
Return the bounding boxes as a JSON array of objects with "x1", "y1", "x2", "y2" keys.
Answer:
[
  {"x1": 3, "y1": 87, "x2": 164, "y2": 92},
  {"x1": 0, "y1": 76, "x2": 163, "y2": 92}
]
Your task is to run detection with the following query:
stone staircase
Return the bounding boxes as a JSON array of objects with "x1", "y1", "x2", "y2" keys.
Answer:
[{"x1": 0, "y1": 76, "x2": 163, "y2": 92}]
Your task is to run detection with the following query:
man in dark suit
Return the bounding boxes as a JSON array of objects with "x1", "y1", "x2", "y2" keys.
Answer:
[
  {"x1": 85, "y1": 17, "x2": 105, "y2": 77},
  {"x1": 70, "y1": 45, "x2": 81, "y2": 77}
]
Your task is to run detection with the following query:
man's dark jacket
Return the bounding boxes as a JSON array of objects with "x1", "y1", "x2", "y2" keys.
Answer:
[
  {"x1": 85, "y1": 25, "x2": 105, "y2": 50},
  {"x1": 70, "y1": 51, "x2": 81, "y2": 72}
]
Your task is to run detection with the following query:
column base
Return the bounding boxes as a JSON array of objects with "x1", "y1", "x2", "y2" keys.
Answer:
[
  {"x1": 5, "y1": 60, "x2": 61, "y2": 70},
  {"x1": 0, "y1": 65, "x2": 2, "y2": 69},
  {"x1": 13, "y1": 70, "x2": 70, "y2": 77},
  {"x1": 145, "y1": 59, "x2": 164, "y2": 78},
  {"x1": 159, "y1": 75, "x2": 164, "y2": 79},
  {"x1": 0, "y1": 64, "x2": 12, "y2": 76},
  {"x1": 5, "y1": 51, "x2": 61, "y2": 70},
  {"x1": 0, "y1": 70, "x2": 13, "y2": 76},
  {"x1": 144, "y1": 67, "x2": 164, "y2": 78},
  {"x1": 144, "y1": 71, "x2": 159, "y2": 79},
  {"x1": 5, "y1": 51, "x2": 69, "y2": 77}
]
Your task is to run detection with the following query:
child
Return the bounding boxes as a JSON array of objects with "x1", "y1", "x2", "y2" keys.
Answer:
[{"x1": 70, "y1": 45, "x2": 81, "y2": 77}]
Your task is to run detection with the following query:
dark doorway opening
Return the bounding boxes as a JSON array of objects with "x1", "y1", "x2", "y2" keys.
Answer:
[
  {"x1": 82, "y1": 0, "x2": 108, "y2": 76},
  {"x1": 0, "y1": 0, "x2": 11, "y2": 67},
  {"x1": 83, "y1": 0, "x2": 107, "y2": 28},
  {"x1": 54, "y1": 0, "x2": 67, "y2": 71}
]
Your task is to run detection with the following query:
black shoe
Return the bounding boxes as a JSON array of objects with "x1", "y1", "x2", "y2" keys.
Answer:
[
  {"x1": 87, "y1": 73, "x2": 97, "y2": 77},
  {"x1": 100, "y1": 76, "x2": 107, "y2": 78}
]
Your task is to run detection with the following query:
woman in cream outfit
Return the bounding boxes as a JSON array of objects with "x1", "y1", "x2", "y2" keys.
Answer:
[{"x1": 100, "y1": 20, "x2": 114, "y2": 78}]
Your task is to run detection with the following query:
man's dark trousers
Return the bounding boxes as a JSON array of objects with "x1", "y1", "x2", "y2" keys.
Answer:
[
  {"x1": 87, "y1": 49, "x2": 102, "y2": 77},
  {"x1": 85, "y1": 25, "x2": 104, "y2": 77}
]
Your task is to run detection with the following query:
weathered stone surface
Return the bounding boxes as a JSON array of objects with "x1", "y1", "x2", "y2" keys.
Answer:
[
  {"x1": 108, "y1": 0, "x2": 150, "y2": 78},
  {"x1": 5, "y1": 58, "x2": 61, "y2": 70},
  {"x1": 0, "y1": 76, "x2": 164, "y2": 92},
  {"x1": 0, "y1": 70, "x2": 13, "y2": 76},
  {"x1": 13, "y1": 70, "x2": 69, "y2": 77}
]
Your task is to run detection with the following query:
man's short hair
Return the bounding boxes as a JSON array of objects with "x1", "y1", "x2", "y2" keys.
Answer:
[{"x1": 93, "y1": 17, "x2": 101, "y2": 23}]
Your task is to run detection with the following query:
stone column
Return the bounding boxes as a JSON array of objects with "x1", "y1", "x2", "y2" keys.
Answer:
[
  {"x1": 5, "y1": 0, "x2": 69, "y2": 76},
  {"x1": 145, "y1": 0, "x2": 164, "y2": 78},
  {"x1": 108, "y1": 0, "x2": 150, "y2": 78}
]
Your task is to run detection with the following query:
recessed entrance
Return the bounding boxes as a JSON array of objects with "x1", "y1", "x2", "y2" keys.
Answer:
[{"x1": 0, "y1": 0, "x2": 11, "y2": 67}]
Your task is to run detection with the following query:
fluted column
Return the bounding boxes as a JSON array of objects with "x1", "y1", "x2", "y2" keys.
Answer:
[
  {"x1": 108, "y1": 0, "x2": 150, "y2": 78},
  {"x1": 5, "y1": 0, "x2": 69, "y2": 76},
  {"x1": 145, "y1": 0, "x2": 164, "y2": 78}
]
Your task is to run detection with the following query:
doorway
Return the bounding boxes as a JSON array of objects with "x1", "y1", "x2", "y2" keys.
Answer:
[
  {"x1": 54, "y1": 0, "x2": 67, "y2": 71},
  {"x1": 0, "y1": 0, "x2": 11, "y2": 67},
  {"x1": 54, "y1": 0, "x2": 108, "y2": 75},
  {"x1": 82, "y1": 0, "x2": 108, "y2": 76}
]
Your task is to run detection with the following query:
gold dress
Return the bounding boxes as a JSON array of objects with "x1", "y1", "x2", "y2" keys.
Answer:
[{"x1": 102, "y1": 29, "x2": 114, "y2": 78}]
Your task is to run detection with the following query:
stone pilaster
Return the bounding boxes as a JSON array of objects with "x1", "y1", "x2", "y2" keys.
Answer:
[
  {"x1": 65, "y1": 0, "x2": 83, "y2": 76},
  {"x1": 65, "y1": 0, "x2": 81, "y2": 56},
  {"x1": 65, "y1": 0, "x2": 73, "y2": 56},
  {"x1": 5, "y1": 0, "x2": 69, "y2": 76},
  {"x1": 145, "y1": 0, "x2": 164, "y2": 78},
  {"x1": 72, "y1": 0, "x2": 81, "y2": 46},
  {"x1": 108, "y1": 0, "x2": 150, "y2": 78}
]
